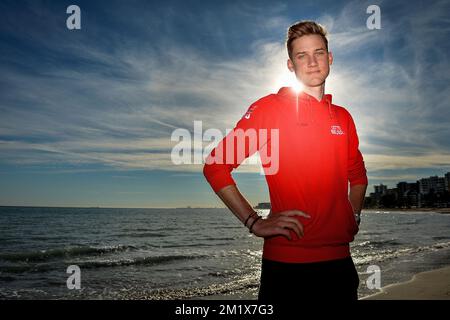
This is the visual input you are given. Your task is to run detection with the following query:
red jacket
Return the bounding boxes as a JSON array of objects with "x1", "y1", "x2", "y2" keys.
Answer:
[{"x1": 203, "y1": 87, "x2": 368, "y2": 263}]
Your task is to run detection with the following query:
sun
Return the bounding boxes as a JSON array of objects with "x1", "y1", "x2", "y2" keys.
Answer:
[
  {"x1": 291, "y1": 78, "x2": 302, "y2": 94},
  {"x1": 274, "y1": 70, "x2": 303, "y2": 94}
]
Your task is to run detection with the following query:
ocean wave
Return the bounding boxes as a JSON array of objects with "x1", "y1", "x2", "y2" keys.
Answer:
[
  {"x1": 113, "y1": 232, "x2": 170, "y2": 238},
  {"x1": 200, "y1": 237, "x2": 237, "y2": 241},
  {"x1": 220, "y1": 226, "x2": 242, "y2": 230},
  {"x1": 0, "y1": 275, "x2": 17, "y2": 282},
  {"x1": 153, "y1": 243, "x2": 226, "y2": 248},
  {"x1": 28, "y1": 236, "x2": 75, "y2": 241},
  {"x1": 118, "y1": 273, "x2": 260, "y2": 300},
  {"x1": 432, "y1": 236, "x2": 450, "y2": 241},
  {"x1": 0, "y1": 245, "x2": 137, "y2": 263},
  {"x1": 0, "y1": 288, "x2": 50, "y2": 300},
  {"x1": 207, "y1": 269, "x2": 243, "y2": 278},
  {"x1": 77, "y1": 254, "x2": 207, "y2": 269},
  {"x1": 397, "y1": 219, "x2": 420, "y2": 225},
  {"x1": 121, "y1": 227, "x2": 179, "y2": 232},
  {"x1": 0, "y1": 263, "x2": 55, "y2": 274},
  {"x1": 353, "y1": 239, "x2": 403, "y2": 248},
  {"x1": 353, "y1": 241, "x2": 450, "y2": 265}
]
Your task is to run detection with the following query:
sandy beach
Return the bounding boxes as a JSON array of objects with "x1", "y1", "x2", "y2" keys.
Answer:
[{"x1": 362, "y1": 266, "x2": 450, "y2": 300}]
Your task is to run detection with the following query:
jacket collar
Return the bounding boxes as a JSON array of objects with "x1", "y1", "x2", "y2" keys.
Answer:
[{"x1": 277, "y1": 87, "x2": 332, "y2": 104}]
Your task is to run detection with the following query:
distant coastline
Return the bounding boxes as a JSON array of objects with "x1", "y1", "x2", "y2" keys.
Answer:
[
  {"x1": 366, "y1": 207, "x2": 450, "y2": 214},
  {"x1": 254, "y1": 202, "x2": 450, "y2": 214},
  {"x1": 1, "y1": 204, "x2": 449, "y2": 214}
]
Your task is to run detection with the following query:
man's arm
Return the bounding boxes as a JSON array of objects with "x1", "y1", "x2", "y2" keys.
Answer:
[
  {"x1": 346, "y1": 113, "x2": 368, "y2": 219},
  {"x1": 215, "y1": 185, "x2": 308, "y2": 240},
  {"x1": 216, "y1": 185, "x2": 256, "y2": 225},
  {"x1": 349, "y1": 184, "x2": 367, "y2": 225},
  {"x1": 204, "y1": 99, "x2": 308, "y2": 240}
]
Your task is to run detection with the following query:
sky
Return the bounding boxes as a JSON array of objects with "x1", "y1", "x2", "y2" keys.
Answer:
[{"x1": 0, "y1": 0, "x2": 449, "y2": 208}]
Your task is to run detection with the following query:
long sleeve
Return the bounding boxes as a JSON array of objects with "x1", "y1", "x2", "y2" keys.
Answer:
[
  {"x1": 203, "y1": 101, "x2": 266, "y2": 193},
  {"x1": 347, "y1": 114, "x2": 368, "y2": 187}
]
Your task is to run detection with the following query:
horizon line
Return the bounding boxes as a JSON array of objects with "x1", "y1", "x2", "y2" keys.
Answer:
[{"x1": 0, "y1": 205, "x2": 227, "y2": 209}]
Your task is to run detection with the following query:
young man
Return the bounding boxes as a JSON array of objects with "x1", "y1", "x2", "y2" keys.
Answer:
[{"x1": 203, "y1": 21, "x2": 368, "y2": 301}]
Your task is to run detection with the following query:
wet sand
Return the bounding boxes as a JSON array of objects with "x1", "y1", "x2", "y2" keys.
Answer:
[{"x1": 362, "y1": 266, "x2": 450, "y2": 300}]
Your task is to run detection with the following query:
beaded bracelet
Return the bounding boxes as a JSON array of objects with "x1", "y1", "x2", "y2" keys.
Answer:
[
  {"x1": 249, "y1": 215, "x2": 262, "y2": 233},
  {"x1": 244, "y1": 211, "x2": 258, "y2": 227}
]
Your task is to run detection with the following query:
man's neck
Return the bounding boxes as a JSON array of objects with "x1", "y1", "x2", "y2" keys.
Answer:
[{"x1": 302, "y1": 85, "x2": 325, "y2": 102}]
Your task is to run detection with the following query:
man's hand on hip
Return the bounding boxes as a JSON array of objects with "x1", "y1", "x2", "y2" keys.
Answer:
[{"x1": 251, "y1": 210, "x2": 310, "y2": 240}]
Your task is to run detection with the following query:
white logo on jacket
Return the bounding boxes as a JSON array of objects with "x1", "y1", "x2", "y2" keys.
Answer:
[
  {"x1": 330, "y1": 125, "x2": 344, "y2": 135},
  {"x1": 243, "y1": 104, "x2": 258, "y2": 120}
]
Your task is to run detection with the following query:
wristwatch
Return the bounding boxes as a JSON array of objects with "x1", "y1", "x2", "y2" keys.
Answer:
[{"x1": 354, "y1": 212, "x2": 361, "y2": 226}]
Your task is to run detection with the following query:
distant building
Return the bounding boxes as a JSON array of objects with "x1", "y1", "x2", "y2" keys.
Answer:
[
  {"x1": 405, "y1": 189, "x2": 419, "y2": 207},
  {"x1": 374, "y1": 184, "x2": 387, "y2": 195},
  {"x1": 419, "y1": 177, "x2": 433, "y2": 194},
  {"x1": 380, "y1": 188, "x2": 398, "y2": 208},
  {"x1": 419, "y1": 176, "x2": 446, "y2": 194},
  {"x1": 366, "y1": 174, "x2": 450, "y2": 209},
  {"x1": 397, "y1": 181, "x2": 419, "y2": 208},
  {"x1": 445, "y1": 172, "x2": 450, "y2": 191},
  {"x1": 260, "y1": 172, "x2": 450, "y2": 210},
  {"x1": 367, "y1": 184, "x2": 389, "y2": 207},
  {"x1": 254, "y1": 202, "x2": 271, "y2": 209}
]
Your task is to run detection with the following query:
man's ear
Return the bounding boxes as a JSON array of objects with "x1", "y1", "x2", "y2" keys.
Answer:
[
  {"x1": 328, "y1": 51, "x2": 333, "y2": 66},
  {"x1": 287, "y1": 59, "x2": 295, "y2": 72}
]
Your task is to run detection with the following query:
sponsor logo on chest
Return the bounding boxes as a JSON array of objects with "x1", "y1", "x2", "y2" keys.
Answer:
[
  {"x1": 243, "y1": 104, "x2": 258, "y2": 120},
  {"x1": 330, "y1": 125, "x2": 344, "y2": 135}
]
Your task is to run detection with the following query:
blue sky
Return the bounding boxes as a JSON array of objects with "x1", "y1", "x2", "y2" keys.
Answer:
[{"x1": 1, "y1": 0, "x2": 449, "y2": 207}]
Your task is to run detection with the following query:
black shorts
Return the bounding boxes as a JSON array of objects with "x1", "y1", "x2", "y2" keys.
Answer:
[{"x1": 258, "y1": 256, "x2": 359, "y2": 301}]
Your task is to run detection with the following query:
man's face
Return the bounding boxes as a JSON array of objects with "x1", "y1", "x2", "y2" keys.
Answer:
[{"x1": 287, "y1": 34, "x2": 333, "y2": 88}]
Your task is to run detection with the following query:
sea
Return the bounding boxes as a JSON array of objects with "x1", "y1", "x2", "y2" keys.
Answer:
[{"x1": 0, "y1": 206, "x2": 449, "y2": 300}]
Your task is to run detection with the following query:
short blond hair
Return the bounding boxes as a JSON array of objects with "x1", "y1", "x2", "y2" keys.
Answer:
[{"x1": 286, "y1": 20, "x2": 329, "y2": 59}]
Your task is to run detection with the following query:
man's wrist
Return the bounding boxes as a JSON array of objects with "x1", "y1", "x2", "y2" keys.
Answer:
[
  {"x1": 248, "y1": 215, "x2": 262, "y2": 233},
  {"x1": 244, "y1": 211, "x2": 258, "y2": 227},
  {"x1": 354, "y1": 212, "x2": 361, "y2": 225}
]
